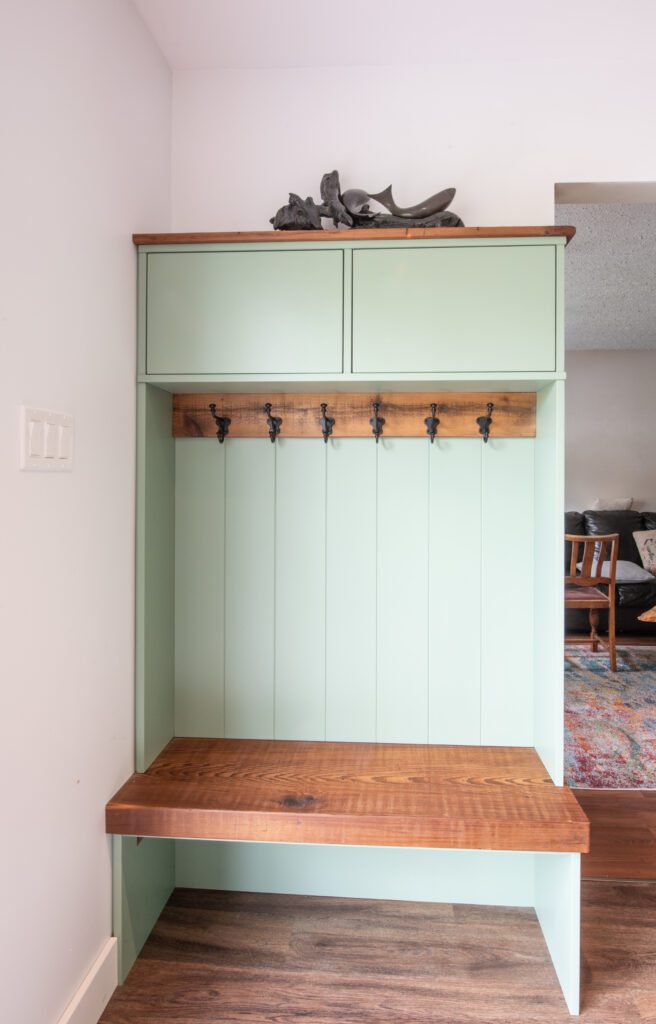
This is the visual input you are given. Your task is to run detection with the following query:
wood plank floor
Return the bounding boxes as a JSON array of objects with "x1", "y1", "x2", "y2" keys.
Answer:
[
  {"x1": 576, "y1": 790, "x2": 656, "y2": 881},
  {"x1": 101, "y1": 883, "x2": 656, "y2": 1023}
]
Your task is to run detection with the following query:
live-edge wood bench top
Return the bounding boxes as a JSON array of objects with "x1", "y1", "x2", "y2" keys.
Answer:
[{"x1": 106, "y1": 738, "x2": 589, "y2": 853}]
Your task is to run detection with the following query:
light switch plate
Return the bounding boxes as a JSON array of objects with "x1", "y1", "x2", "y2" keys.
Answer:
[{"x1": 20, "y1": 406, "x2": 74, "y2": 471}]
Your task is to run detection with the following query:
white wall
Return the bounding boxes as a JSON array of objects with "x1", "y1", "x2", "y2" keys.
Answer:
[
  {"x1": 565, "y1": 351, "x2": 656, "y2": 512},
  {"x1": 0, "y1": 3, "x2": 170, "y2": 1023},
  {"x1": 171, "y1": 54, "x2": 656, "y2": 229}
]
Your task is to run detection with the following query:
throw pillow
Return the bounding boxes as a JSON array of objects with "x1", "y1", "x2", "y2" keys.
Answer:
[
  {"x1": 633, "y1": 530, "x2": 656, "y2": 574},
  {"x1": 576, "y1": 558, "x2": 654, "y2": 583},
  {"x1": 591, "y1": 497, "x2": 633, "y2": 511}
]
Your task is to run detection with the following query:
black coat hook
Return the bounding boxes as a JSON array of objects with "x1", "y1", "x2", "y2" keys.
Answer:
[
  {"x1": 264, "y1": 402, "x2": 282, "y2": 443},
  {"x1": 370, "y1": 401, "x2": 384, "y2": 443},
  {"x1": 208, "y1": 403, "x2": 231, "y2": 444},
  {"x1": 319, "y1": 402, "x2": 335, "y2": 444},
  {"x1": 424, "y1": 403, "x2": 440, "y2": 443},
  {"x1": 476, "y1": 402, "x2": 494, "y2": 443}
]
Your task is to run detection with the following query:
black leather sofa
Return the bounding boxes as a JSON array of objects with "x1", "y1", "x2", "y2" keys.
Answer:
[{"x1": 565, "y1": 509, "x2": 656, "y2": 636}]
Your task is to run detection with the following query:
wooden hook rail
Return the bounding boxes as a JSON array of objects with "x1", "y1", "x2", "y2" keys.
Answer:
[{"x1": 172, "y1": 392, "x2": 536, "y2": 440}]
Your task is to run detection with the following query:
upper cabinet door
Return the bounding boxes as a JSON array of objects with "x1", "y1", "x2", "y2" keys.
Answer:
[
  {"x1": 146, "y1": 250, "x2": 344, "y2": 374},
  {"x1": 351, "y1": 245, "x2": 556, "y2": 373}
]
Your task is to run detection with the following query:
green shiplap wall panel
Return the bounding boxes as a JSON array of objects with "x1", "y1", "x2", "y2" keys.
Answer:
[
  {"x1": 175, "y1": 439, "x2": 225, "y2": 737},
  {"x1": 146, "y1": 250, "x2": 344, "y2": 375},
  {"x1": 352, "y1": 245, "x2": 556, "y2": 374},
  {"x1": 377, "y1": 439, "x2": 429, "y2": 742},
  {"x1": 136, "y1": 384, "x2": 175, "y2": 772},
  {"x1": 428, "y1": 439, "x2": 482, "y2": 744},
  {"x1": 481, "y1": 438, "x2": 535, "y2": 745},
  {"x1": 275, "y1": 440, "x2": 326, "y2": 739},
  {"x1": 225, "y1": 440, "x2": 275, "y2": 737},
  {"x1": 175, "y1": 840, "x2": 535, "y2": 908},
  {"x1": 534, "y1": 382, "x2": 565, "y2": 784},
  {"x1": 326, "y1": 440, "x2": 377, "y2": 741}
]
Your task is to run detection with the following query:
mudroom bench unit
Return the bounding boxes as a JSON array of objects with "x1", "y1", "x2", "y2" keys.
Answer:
[{"x1": 108, "y1": 226, "x2": 587, "y2": 1015}]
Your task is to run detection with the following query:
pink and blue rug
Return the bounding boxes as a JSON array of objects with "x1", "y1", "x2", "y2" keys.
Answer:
[{"x1": 565, "y1": 645, "x2": 656, "y2": 789}]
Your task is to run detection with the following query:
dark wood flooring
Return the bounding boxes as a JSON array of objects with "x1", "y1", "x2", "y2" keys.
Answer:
[
  {"x1": 101, "y1": 883, "x2": 656, "y2": 1023},
  {"x1": 576, "y1": 790, "x2": 656, "y2": 881}
]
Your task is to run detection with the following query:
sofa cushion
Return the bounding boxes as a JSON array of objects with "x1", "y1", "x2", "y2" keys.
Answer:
[
  {"x1": 634, "y1": 530, "x2": 656, "y2": 573},
  {"x1": 642, "y1": 512, "x2": 656, "y2": 531},
  {"x1": 576, "y1": 559, "x2": 654, "y2": 583},
  {"x1": 618, "y1": 577, "x2": 656, "y2": 608},
  {"x1": 590, "y1": 497, "x2": 633, "y2": 511},
  {"x1": 582, "y1": 509, "x2": 644, "y2": 563}
]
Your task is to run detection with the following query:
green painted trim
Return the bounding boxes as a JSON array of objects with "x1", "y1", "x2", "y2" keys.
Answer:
[
  {"x1": 342, "y1": 246, "x2": 353, "y2": 376},
  {"x1": 137, "y1": 253, "x2": 148, "y2": 378},
  {"x1": 137, "y1": 373, "x2": 567, "y2": 390},
  {"x1": 135, "y1": 385, "x2": 147, "y2": 771},
  {"x1": 136, "y1": 383, "x2": 175, "y2": 772},
  {"x1": 555, "y1": 243, "x2": 565, "y2": 375},
  {"x1": 533, "y1": 381, "x2": 566, "y2": 784}
]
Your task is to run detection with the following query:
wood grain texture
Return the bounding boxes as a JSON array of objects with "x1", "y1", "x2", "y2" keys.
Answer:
[
  {"x1": 106, "y1": 738, "x2": 589, "y2": 852},
  {"x1": 173, "y1": 392, "x2": 536, "y2": 439},
  {"x1": 134, "y1": 225, "x2": 576, "y2": 245},
  {"x1": 100, "y1": 881, "x2": 654, "y2": 1024},
  {"x1": 575, "y1": 789, "x2": 656, "y2": 881}
]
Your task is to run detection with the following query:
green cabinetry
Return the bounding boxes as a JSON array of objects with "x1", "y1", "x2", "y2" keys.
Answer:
[
  {"x1": 351, "y1": 245, "x2": 556, "y2": 373},
  {"x1": 145, "y1": 249, "x2": 344, "y2": 374},
  {"x1": 140, "y1": 236, "x2": 562, "y2": 381}
]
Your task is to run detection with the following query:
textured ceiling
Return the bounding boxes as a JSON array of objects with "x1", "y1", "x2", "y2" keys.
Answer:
[
  {"x1": 557, "y1": 203, "x2": 656, "y2": 350},
  {"x1": 133, "y1": 0, "x2": 656, "y2": 71}
]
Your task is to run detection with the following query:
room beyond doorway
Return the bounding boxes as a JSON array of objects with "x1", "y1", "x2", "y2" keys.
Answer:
[{"x1": 556, "y1": 181, "x2": 656, "y2": 791}]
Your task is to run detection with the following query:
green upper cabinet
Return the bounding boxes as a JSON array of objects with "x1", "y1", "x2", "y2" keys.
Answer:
[
  {"x1": 145, "y1": 249, "x2": 344, "y2": 374},
  {"x1": 351, "y1": 244, "x2": 556, "y2": 374}
]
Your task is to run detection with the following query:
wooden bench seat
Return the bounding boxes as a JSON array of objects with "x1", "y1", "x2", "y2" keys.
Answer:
[{"x1": 106, "y1": 738, "x2": 589, "y2": 854}]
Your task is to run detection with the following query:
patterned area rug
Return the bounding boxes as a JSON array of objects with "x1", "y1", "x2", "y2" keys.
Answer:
[{"x1": 565, "y1": 645, "x2": 656, "y2": 789}]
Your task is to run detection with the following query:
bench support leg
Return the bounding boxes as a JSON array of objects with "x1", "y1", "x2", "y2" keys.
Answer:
[
  {"x1": 535, "y1": 852, "x2": 581, "y2": 1015},
  {"x1": 112, "y1": 835, "x2": 175, "y2": 983}
]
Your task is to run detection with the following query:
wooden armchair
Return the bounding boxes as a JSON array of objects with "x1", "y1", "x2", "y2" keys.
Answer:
[{"x1": 565, "y1": 533, "x2": 619, "y2": 670}]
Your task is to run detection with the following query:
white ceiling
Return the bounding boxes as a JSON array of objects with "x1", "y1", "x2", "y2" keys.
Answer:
[
  {"x1": 133, "y1": 0, "x2": 652, "y2": 71},
  {"x1": 558, "y1": 202, "x2": 656, "y2": 350}
]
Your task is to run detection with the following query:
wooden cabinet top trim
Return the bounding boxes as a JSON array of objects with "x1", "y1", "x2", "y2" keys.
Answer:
[
  {"x1": 134, "y1": 226, "x2": 575, "y2": 246},
  {"x1": 106, "y1": 738, "x2": 589, "y2": 853}
]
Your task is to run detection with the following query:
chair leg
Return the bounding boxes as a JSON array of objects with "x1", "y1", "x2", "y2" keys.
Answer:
[
  {"x1": 608, "y1": 601, "x2": 617, "y2": 672},
  {"x1": 589, "y1": 608, "x2": 600, "y2": 653}
]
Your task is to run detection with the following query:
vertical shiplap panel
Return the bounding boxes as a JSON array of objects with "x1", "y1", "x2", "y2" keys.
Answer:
[
  {"x1": 275, "y1": 440, "x2": 326, "y2": 739},
  {"x1": 481, "y1": 438, "x2": 534, "y2": 745},
  {"x1": 175, "y1": 439, "x2": 225, "y2": 736},
  {"x1": 225, "y1": 439, "x2": 275, "y2": 737},
  {"x1": 326, "y1": 439, "x2": 377, "y2": 741},
  {"x1": 377, "y1": 439, "x2": 429, "y2": 742},
  {"x1": 429, "y1": 439, "x2": 482, "y2": 744}
]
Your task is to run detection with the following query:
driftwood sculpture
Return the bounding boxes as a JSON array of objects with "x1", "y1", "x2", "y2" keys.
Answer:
[{"x1": 271, "y1": 170, "x2": 463, "y2": 230}]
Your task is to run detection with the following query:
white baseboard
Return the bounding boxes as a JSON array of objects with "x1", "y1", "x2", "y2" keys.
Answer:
[{"x1": 56, "y1": 938, "x2": 118, "y2": 1024}]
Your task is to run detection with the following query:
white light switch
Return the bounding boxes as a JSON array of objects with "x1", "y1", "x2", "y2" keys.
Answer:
[
  {"x1": 44, "y1": 422, "x2": 58, "y2": 459},
  {"x1": 59, "y1": 425, "x2": 72, "y2": 460},
  {"x1": 20, "y1": 407, "x2": 74, "y2": 471},
  {"x1": 29, "y1": 419, "x2": 44, "y2": 458}
]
